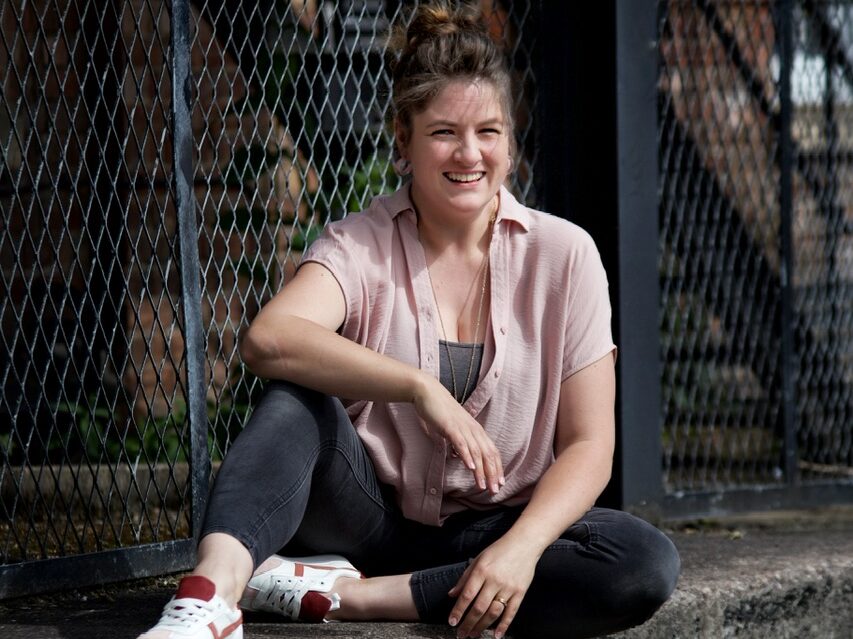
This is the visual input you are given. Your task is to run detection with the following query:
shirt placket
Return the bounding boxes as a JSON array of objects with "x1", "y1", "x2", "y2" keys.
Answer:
[
  {"x1": 398, "y1": 209, "x2": 446, "y2": 525},
  {"x1": 464, "y1": 219, "x2": 509, "y2": 417}
]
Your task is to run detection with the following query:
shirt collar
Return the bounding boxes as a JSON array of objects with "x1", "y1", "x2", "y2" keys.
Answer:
[{"x1": 384, "y1": 183, "x2": 531, "y2": 232}]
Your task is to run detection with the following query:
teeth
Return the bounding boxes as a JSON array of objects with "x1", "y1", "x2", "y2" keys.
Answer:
[{"x1": 446, "y1": 172, "x2": 484, "y2": 183}]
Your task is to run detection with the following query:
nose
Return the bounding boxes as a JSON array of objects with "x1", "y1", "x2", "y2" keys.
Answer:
[{"x1": 454, "y1": 133, "x2": 481, "y2": 166}]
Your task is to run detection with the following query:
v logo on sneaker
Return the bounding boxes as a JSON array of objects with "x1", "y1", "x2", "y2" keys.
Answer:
[{"x1": 208, "y1": 615, "x2": 243, "y2": 639}]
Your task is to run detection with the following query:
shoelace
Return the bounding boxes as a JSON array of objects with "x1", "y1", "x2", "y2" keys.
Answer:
[
  {"x1": 156, "y1": 597, "x2": 219, "y2": 629},
  {"x1": 261, "y1": 577, "x2": 309, "y2": 617}
]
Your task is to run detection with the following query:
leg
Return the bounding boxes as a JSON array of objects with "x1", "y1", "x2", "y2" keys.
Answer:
[
  {"x1": 197, "y1": 381, "x2": 403, "y2": 605},
  {"x1": 408, "y1": 508, "x2": 679, "y2": 639},
  {"x1": 330, "y1": 574, "x2": 419, "y2": 621},
  {"x1": 511, "y1": 508, "x2": 680, "y2": 638}
]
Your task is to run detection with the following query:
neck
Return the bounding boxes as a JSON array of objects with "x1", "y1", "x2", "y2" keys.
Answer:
[{"x1": 412, "y1": 190, "x2": 498, "y2": 256}]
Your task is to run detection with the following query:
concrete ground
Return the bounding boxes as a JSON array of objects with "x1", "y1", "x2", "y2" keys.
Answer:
[{"x1": 1, "y1": 506, "x2": 852, "y2": 639}]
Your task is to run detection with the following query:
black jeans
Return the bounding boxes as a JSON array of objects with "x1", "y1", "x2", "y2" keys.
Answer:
[{"x1": 202, "y1": 381, "x2": 680, "y2": 639}]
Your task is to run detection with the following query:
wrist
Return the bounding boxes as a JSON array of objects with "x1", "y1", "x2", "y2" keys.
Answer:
[
  {"x1": 408, "y1": 369, "x2": 434, "y2": 405},
  {"x1": 504, "y1": 518, "x2": 556, "y2": 557}
]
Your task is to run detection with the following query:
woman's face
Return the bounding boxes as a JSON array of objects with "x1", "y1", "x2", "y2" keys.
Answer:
[{"x1": 398, "y1": 80, "x2": 511, "y2": 222}]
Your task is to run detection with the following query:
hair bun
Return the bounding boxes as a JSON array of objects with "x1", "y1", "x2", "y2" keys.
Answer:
[
  {"x1": 405, "y1": 3, "x2": 483, "y2": 45},
  {"x1": 389, "y1": 2, "x2": 485, "y2": 65}
]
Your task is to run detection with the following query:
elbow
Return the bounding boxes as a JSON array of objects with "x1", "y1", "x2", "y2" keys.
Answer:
[
  {"x1": 239, "y1": 323, "x2": 275, "y2": 376},
  {"x1": 238, "y1": 326, "x2": 260, "y2": 374}
]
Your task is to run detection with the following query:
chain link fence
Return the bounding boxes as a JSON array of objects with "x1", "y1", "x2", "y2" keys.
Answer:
[
  {"x1": 658, "y1": 0, "x2": 852, "y2": 496},
  {"x1": 0, "y1": 0, "x2": 196, "y2": 582}
]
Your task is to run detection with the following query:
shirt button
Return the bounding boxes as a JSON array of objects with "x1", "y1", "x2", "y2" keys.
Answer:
[
  {"x1": 500, "y1": 326, "x2": 507, "y2": 335},
  {"x1": 429, "y1": 487, "x2": 438, "y2": 495},
  {"x1": 494, "y1": 370, "x2": 501, "y2": 378}
]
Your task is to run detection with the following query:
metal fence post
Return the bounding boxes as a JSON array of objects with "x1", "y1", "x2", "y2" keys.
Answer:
[
  {"x1": 778, "y1": 0, "x2": 798, "y2": 485},
  {"x1": 612, "y1": 0, "x2": 664, "y2": 515},
  {"x1": 537, "y1": 2, "x2": 663, "y2": 514},
  {"x1": 170, "y1": 0, "x2": 210, "y2": 542}
]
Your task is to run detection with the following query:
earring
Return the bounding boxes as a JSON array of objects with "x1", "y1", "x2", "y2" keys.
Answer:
[
  {"x1": 507, "y1": 155, "x2": 514, "y2": 172},
  {"x1": 394, "y1": 157, "x2": 412, "y2": 176}
]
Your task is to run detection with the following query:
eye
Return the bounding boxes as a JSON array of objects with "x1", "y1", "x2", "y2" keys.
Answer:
[
  {"x1": 480, "y1": 128, "x2": 501, "y2": 135},
  {"x1": 430, "y1": 129, "x2": 453, "y2": 136}
]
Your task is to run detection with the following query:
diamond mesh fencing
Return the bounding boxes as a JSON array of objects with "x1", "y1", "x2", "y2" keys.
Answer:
[
  {"x1": 658, "y1": 0, "x2": 852, "y2": 494},
  {"x1": 0, "y1": 0, "x2": 197, "y2": 571}
]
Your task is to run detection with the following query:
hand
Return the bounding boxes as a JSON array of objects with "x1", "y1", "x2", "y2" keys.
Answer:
[
  {"x1": 412, "y1": 374, "x2": 504, "y2": 494},
  {"x1": 447, "y1": 534, "x2": 539, "y2": 639}
]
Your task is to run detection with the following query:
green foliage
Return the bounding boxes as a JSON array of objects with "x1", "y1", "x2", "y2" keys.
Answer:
[{"x1": 48, "y1": 393, "x2": 253, "y2": 465}]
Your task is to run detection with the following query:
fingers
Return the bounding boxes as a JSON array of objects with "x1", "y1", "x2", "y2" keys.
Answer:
[
  {"x1": 447, "y1": 419, "x2": 503, "y2": 493},
  {"x1": 452, "y1": 586, "x2": 506, "y2": 638},
  {"x1": 469, "y1": 424, "x2": 504, "y2": 494},
  {"x1": 420, "y1": 383, "x2": 504, "y2": 494},
  {"x1": 493, "y1": 596, "x2": 521, "y2": 639},
  {"x1": 469, "y1": 595, "x2": 507, "y2": 638}
]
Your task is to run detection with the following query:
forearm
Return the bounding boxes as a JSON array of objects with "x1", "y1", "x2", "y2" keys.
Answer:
[
  {"x1": 241, "y1": 315, "x2": 430, "y2": 404},
  {"x1": 502, "y1": 440, "x2": 613, "y2": 556}
]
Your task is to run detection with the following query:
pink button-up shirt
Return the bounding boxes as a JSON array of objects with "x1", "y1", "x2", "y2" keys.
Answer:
[{"x1": 302, "y1": 185, "x2": 615, "y2": 526}]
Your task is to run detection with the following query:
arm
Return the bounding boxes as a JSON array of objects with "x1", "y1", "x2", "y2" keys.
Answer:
[
  {"x1": 448, "y1": 351, "x2": 616, "y2": 639},
  {"x1": 240, "y1": 262, "x2": 504, "y2": 492}
]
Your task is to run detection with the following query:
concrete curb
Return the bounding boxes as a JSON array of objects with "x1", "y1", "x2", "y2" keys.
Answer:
[
  {"x1": 613, "y1": 527, "x2": 853, "y2": 639},
  {"x1": 1, "y1": 511, "x2": 852, "y2": 638}
]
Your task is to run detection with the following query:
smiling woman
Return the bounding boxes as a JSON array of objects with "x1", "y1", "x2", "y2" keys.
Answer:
[
  {"x1": 137, "y1": 3, "x2": 680, "y2": 639},
  {"x1": 402, "y1": 81, "x2": 509, "y2": 232}
]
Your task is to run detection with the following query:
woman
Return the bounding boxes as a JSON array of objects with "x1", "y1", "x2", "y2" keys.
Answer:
[{"x1": 140, "y1": 3, "x2": 679, "y2": 639}]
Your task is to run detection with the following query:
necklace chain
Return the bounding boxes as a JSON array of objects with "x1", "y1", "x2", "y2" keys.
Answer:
[{"x1": 427, "y1": 213, "x2": 495, "y2": 404}]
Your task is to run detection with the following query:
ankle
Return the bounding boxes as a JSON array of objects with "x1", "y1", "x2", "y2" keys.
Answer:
[
  {"x1": 190, "y1": 565, "x2": 246, "y2": 606},
  {"x1": 325, "y1": 576, "x2": 362, "y2": 620},
  {"x1": 193, "y1": 533, "x2": 254, "y2": 605}
]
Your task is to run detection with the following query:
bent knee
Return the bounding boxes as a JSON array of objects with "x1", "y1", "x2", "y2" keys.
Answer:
[{"x1": 618, "y1": 528, "x2": 680, "y2": 623}]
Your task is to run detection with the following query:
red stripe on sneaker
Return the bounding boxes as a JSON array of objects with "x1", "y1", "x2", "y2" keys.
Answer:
[
  {"x1": 301, "y1": 562, "x2": 346, "y2": 570},
  {"x1": 298, "y1": 591, "x2": 333, "y2": 622},
  {"x1": 294, "y1": 563, "x2": 304, "y2": 577},
  {"x1": 207, "y1": 615, "x2": 242, "y2": 639},
  {"x1": 176, "y1": 575, "x2": 216, "y2": 601}
]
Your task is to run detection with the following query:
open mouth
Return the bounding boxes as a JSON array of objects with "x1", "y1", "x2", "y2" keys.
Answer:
[{"x1": 444, "y1": 172, "x2": 485, "y2": 184}]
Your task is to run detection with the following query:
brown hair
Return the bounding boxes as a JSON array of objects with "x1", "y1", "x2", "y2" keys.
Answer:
[{"x1": 387, "y1": 1, "x2": 514, "y2": 151}]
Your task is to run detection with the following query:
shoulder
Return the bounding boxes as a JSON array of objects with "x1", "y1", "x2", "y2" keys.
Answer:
[
  {"x1": 500, "y1": 187, "x2": 599, "y2": 260},
  {"x1": 514, "y1": 206, "x2": 602, "y2": 273},
  {"x1": 309, "y1": 192, "x2": 403, "y2": 260}
]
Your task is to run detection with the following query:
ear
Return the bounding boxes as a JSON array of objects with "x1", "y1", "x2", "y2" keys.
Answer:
[{"x1": 393, "y1": 118, "x2": 410, "y2": 159}]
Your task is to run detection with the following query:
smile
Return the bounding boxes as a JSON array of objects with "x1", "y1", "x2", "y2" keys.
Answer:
[{"x1": 444, "y1": 172, "x2": 485, "y2": 183}]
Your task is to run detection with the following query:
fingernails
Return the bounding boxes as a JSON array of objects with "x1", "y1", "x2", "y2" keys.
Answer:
[
  {"x1": 491, "y1": 482, "x2": 499, "y2": 493},
  {"x1": 448, "y1": 616, "x2": 458, "y2": 627},
  {"x1": 499, "y1": 475, "x2": 506, "y2": 485}
]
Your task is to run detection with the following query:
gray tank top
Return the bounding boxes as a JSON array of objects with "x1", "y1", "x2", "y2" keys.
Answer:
[{"x1": 438, "y1": 340, "x2": 484, "y2": 404}]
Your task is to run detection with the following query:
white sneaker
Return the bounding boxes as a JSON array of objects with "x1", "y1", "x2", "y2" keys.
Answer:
[
  {"x1": 138, "y1": 575, "x2": 243, "y2": 639},
  {"x1": 238, "y1": 554, "x2": 363, "y2": 622}
]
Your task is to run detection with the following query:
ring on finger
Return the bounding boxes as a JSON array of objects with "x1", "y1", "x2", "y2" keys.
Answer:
[{"x1": 493, "y1": 595, "x2": 508, "y2": 606}]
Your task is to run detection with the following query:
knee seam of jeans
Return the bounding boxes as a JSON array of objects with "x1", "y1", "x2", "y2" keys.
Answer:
[
  {"x1": 322, "y1": 441, "x2": 396, "y2": 515},
  {"x1": 245, "y1": 438, "x2": 394, "y2": 543},
  {"x1": 243, "y1": 443, "x2": 321, "y2": 540}
]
